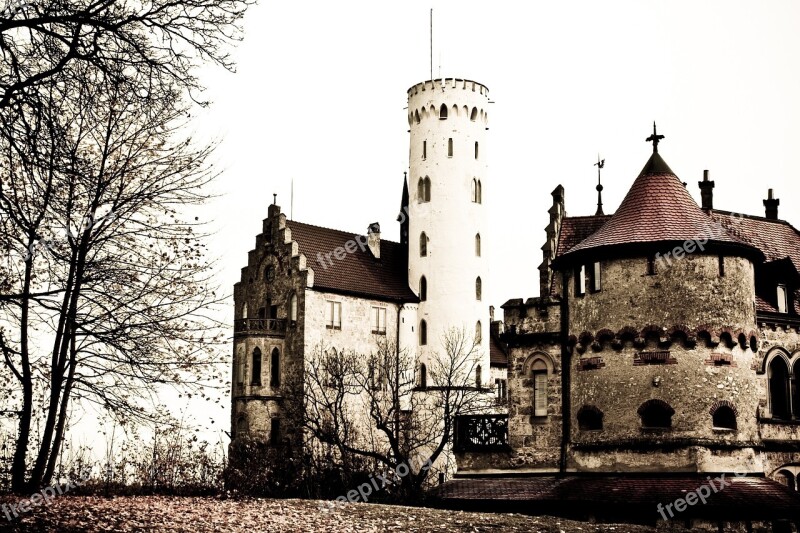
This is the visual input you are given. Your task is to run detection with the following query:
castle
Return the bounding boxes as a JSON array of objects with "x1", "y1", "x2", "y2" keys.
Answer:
[{"x1": 232, "y1": 78, "x2": 800, "y2": 525}]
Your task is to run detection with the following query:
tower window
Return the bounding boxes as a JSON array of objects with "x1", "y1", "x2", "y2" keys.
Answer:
[
  {"x1": 242, "y1": 302, "x2": 248, "y2": 320},
  {"x1": 439, "y1": 103, "x2": 448, "y2": 120},
  {"x1": 236, "y1": 347, "x2": 245, "y2": 385},
  {"x1": 589, "y1": 262, "x2": 601, "y2": 292},
  {"x1": 475, "y1": 233, "x2": 481, "y2": 257},
  {"x1": 475, "y1": 365, "x2": 482, "y2": 388},
  {"x1": 419, "y1": 232, "x2": 428, "y2": 257},
  {"x1": 475, "y1": 321, "x2": 482, "y2": 343},
  {"x1": 448, "y1": 138, "x2": 453, "y2": 157},
  {"x1": 532, "y1": 360, "x2": 548, "y2": 417},
  {"x1": 577, "y1": 406, "x2": 604, "y2": 431},
  {"x1": 289, "y1": 294, "x2": 298, "y2": 323},
  {"x1": 769, "y1": 356, "x2": 791, "y2": 420},
  {"x1": 270, "y1": 348, "x2": 281, "y2": 387},
  {"x1": 475, "y1": 276, "x2": 482, "y2": 300},
  {"x1": 777, "y1": 285, "x2": 788, "y2": 314},
  {"x1": 270, "y1": 418, "x2": 281, "y2": 446},
  {"x1": 251, "y1": 348, "x2": 262, "y2": 386},
  {"x1": 419, "y1": 275, "x2": 427, "y2": 301},
  {"x1": 718, "y1": 255, "x2": 725, "y2": 277},
  {"x1": 477, "y1": 180, "x2": 482, "y2": 203},
  {"x1": 646, "y1": 255, "x2": 658, "y2": 275},
  {"x1": 419, "y1": 363, "x2": 427, "y2": 389},
  {"x1": 470, "y1": 107, "x2": 478, "y2": 121},
  {"x1": 475, "y1": 141, "x2": 479, "y2": 159},
  {"x1": 471, "y1": 178, "x2": 482, "y2": 203},
  {"x1": 417, "y1": 177, "x2": 431, "y2": 202},
  {"x1": 638, "y1": 400, "x2": 674, "y2": 429},
  {"x1": 711, "y1": 404, "x2": 737, "y2": 430},
  {"x1": 419, "y1": 320, "x2": 427, "y2": 345},
  {"x1": 422, "y1": 140, "x2": 427, "y2": 160},
  {"x1": 575, "y1": 265, "x2": 586, "y2": 296}
]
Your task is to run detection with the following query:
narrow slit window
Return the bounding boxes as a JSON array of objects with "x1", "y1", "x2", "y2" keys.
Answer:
[
  {"x1": 647, "y1": 255, "x2": 658, "y2": 276},
  {"x1": 476, "y1": 276, "x2": 482, "y2": 300},
  {"x1": 590, "y1": 262, "x2": 601, "y2": 292},
  {"x1": 474, "y1": 141, "x2": 479, "y2": 159},
  {"x1": 419, "y1": 320, "x2": 427, "y2": 345},
  {"x1": 777, "y1": 285, "x2": 788, "y2": 314},
  {"x1": 419, "y1": 275, "x2": 427, "y2": 301},
  {"x1": 422, "y1": 140, "x2": 427, "y2": 160},
  {"x1": 475, "y1": 234, "x2": 481, "y2": 257},
  {"x1": 575, "y1": 265, "x2": 586, "y2": 296},
  {"x1": 448, "y1": 138, "x2": 453, "y2": 157},
  {"x1": 420, "y1": 232, "x2": 428, "y2": 257},
  {"x1": 532, "y1": 360, "x2": 548, "y2": 417},
  {"x1": 718, "y1": 255, "x2": 725, "y2": 277}
]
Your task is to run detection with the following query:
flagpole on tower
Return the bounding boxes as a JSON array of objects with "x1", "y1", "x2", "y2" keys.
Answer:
[{"x1": 430, "y1": 8, "x2": 433, "y2": 81}]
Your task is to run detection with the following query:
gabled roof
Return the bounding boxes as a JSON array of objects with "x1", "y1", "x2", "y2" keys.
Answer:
[
  {"x1": 560, "y1": 152, "x2": 753, "y2": 261},
  {"x1": 287, "y1": 220, "x2": 417, "y2": 302},
  {"x1": 489, "y1": 332, "x2": 508, "y2": 367}
]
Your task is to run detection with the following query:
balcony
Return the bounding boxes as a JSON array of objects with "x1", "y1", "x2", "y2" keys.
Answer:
[
  {"x1": 234, "y1": 318, "x2": 287, "y2": 336},
  {"x1": 453, "y1": 414, "x2": 510, "y2": 452}
]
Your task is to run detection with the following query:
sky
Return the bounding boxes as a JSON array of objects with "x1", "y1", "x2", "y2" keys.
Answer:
[{"x1": 177, "y1": 0, "x2": 800, "y2": 441}]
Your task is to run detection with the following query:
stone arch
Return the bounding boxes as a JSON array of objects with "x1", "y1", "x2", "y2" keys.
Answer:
[
  {"x1": 766, "y1": 349, "x2": 791, "y2": 419},
  {"x1": 439, "y1": 103, "x2": 448, "y2": 119},
  {"x1": 577, "y1": 405, "x2": 604, "y2": 431},
  {"x1": 637, "y1": 399, "x2": 674, "y2": 429},
  {"x1": 524, "y1": 352, "x2": 556, "y2": 375},
  {"x1": 709, "y1": 400, "x2": 738, "y2": 430},
  {"x1": 775, "y1": 469, "x2": 797, "y2": 491}
]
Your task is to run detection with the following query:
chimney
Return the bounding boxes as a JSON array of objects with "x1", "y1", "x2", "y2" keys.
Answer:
[
  {"x1": 763, "y1": 189, "x2": 780, "y2": 220},
  {"x1": 698, "y1": 170, "x2": 714, "y2": 210},
  {"x1": 367, "y1": 222, "x2": 381, "y2": 259}
]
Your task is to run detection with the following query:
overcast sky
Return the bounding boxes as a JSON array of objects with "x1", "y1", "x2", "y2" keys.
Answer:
[{"x1": 194, "y1": 0, "x2": 800, "y2": 318}]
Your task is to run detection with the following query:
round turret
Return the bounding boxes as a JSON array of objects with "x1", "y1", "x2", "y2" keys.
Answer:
[{"x1": 406, "y1": 78, "x2": 490, "y2": 380}]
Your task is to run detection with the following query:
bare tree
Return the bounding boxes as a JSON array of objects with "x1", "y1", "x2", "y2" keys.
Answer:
[
  {"x1": 0, "y1": 0, "x2": 252, "y2": 109},
  {"x1": 303, "y1": 328, "x2": 486, "y2": 503},
  {"x1": 0, "y1": 57, "x2": 226, "y2": 491}
]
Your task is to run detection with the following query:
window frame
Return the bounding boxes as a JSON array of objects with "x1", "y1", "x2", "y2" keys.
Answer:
[
  {"x1": 326, "y1": 300, "x2": 342, "y2": 330},
  {"x1": 371, "y1": 306, "x2": 387, "y2": 335},
  {"x1": 251, "y1": 347, "x2": 262, "y2": 386}
]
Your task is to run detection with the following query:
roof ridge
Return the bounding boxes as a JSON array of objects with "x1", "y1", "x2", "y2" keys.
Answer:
[{"x1": 287, "y1": 219, "x2": 400, "y2": 245}]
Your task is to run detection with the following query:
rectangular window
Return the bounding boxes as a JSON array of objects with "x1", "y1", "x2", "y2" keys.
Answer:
[
  {"x1": 777, "y1": 285, "x2": 788, "y2": 314},
  {"x1": 422, "y1": 140, "x2": 427, "y2": 160},
  {"x1": 647, "y1": 255, "x2": 657, "y2": 275},
  {"x1": 448, "y1": 138, "x2": 453, "y2": 157},
  {"x1": 534, "y1": 372, "x2": 548, "y2": 416},
  {"x1": 590, "y1": 262, "x2": 601, "y2": 292},
  {"x1": 495, "y1": 378, "x2": 508, "y2": 403},
  {"x1": 372, "y1": 306, "x2": 386, "y2": 335},
  {"x1": 718, "y1": 255, "x2": 725, "y2": 277},
  {"x1": 236, "y1": 359, "x2": 245, "y2": 386},
  {"x1": 270, "y1": 419, "x2": 280, "y2": 446},
  {"x1": 326, "y1": 301, "x2": 342, "y2": 329},
  {"x1": 575, "y1": 265, "x2": 586, "y2": 296}
]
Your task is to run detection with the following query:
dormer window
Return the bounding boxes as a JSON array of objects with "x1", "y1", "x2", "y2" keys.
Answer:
[{"x1": 777, "y1": 284, "x2": 788, "y2": 314}]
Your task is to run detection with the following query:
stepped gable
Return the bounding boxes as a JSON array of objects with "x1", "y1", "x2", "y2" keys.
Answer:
[
  {"x1": 558, "y1": 152, "x2": 757, "y2": 263},
  {"x1": 287, "y1": 220, "x2": 417, "y2": 302}
]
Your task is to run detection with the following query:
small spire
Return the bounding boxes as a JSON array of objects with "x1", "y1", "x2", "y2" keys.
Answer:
[
  {"x1": 594, "y1": 155, "x2": 605, "y2": 216},
  {"x1": 272, "y1": 193, "x2": 277, "y2": 205},
  {"x1": 645, "y1": 121, "x2": 665, "y2": 153}
]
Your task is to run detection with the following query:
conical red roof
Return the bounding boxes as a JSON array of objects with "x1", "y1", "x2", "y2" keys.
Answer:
[{"x1": 562, "y1": 152, "x2": 746, "y2": 258}]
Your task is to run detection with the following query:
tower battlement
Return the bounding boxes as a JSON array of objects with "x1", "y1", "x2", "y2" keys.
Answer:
[{"x1": 407, "y1": 78, "x2": 491, "y2": 127}]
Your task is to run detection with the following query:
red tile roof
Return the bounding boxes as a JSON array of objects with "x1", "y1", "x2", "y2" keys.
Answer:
[
  {"x1": 287, "y1": 220, "x2": 417, "y2": 302},
  {"x1": 433, "y1": 475, "x2": 800, "y2": 521},
  {"x1": 555, "y1": 215, "x2": 611, "y2": 257},
  {"x1": 562, "y1": 153, "x2": 748, "y2": 259}
]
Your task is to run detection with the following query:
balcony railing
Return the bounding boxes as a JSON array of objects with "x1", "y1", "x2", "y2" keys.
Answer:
[
  {"x1": 453, "y1": 414, "x2": 509, "y2": 452},
  {"x1": 234, "y1": 318, "x2": 287, "y2": 336}
]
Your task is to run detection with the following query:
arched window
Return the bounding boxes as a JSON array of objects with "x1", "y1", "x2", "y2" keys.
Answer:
[
  {"x1": 471, "y1": 179, "x2": 478, "y2": 202},
  {"x1": 289, "y1": 294, "x2": 298, "y2": 323},
  {"x1": 475, "y1": 277, "x2": 482, "y2": 300},
  {"x1": 236, "y1": 416, "x2": 247, "y2": 436},
  {"x1": 447, "y1": 138, "x2": 453, "y2": 157},
  {"x1": 419, "y1": 232, "x2": 428, "y2": 257},
  {"x1": 532, "y1": 360, "x2": 548, "y2": 417},
  {"x1": 419, "y1": 320, "x2": 427, "y2": 345},
  {"x1": 638, "y1": 400, "x2": 674, "y2": 429},
  {"x1": 423, "y1": 177, "x2": 431, "y2": 201},
  {"x1": 475, "y1": 234, "x2": 481, "y2": 257},
  {"x1": 439, "y1": 103, "x2": 448, "y2": 120},
  {"x1": 776, "y1": 470, "x2": 797, "y2": 492},
  {"x1": 419, "y1": 275, "x2": 427, "y2": 301},
  {"x1": 577, "y1": 406, "x2": 604, "y2": 431},
  {"x1": 419, "y1": 363, "x2": 427, "y2": 389},
  {"x1": 711, "y1": 404, "x2": 737, "y2": 430},
  {"x1": 270, "y1": 348, "x2": 280, "y2": 387},
  {"x1": 769, "y1": 355, "x2": 791, "y2": 420},
  {"x1": 417, "y1": 177, "x2": 425, "y2": 200},
  {"x1": 475, "y1": 321, "x2": 482, "y2": 343},
  {"x1": 242, "y1": 302, "x2": 248, "y2": 319},
  {"x1": 414, "y1": 110, "x2": 420, "y2": 124},
  {"x1": 475, "y1": 365, "x2": 482, "y2": 388},
  {"x1": 476, "y1": 180, "x2": 482, "y2": 203},
  {"x1": 474, "y1": 141, "x2": 479, "y2": 159},
  {"x1": 236, "y1": 346, "x2": 245, "y2": 385},
  {"x1": 251, "y1": 348, "x2": 262, "y2": 385},
  {"x1": 470, "y1": 107, "x2": 478, "y2": 121}
]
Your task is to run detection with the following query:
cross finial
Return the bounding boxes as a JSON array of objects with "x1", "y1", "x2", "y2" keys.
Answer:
[
  {"x1": 646, "y1": 121, "x2": 664, "y2": 153},
  {"x1": 594, "y1": 154, "x2": 605, "y2": 216}
]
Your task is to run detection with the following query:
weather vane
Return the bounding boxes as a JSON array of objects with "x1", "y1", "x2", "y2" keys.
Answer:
[
  {"x1": 594, "y1": 155, "x2": 605, "y2": 216},
  {"x1": 646, "y1": 122, "x2": 664, "y2": 153}
]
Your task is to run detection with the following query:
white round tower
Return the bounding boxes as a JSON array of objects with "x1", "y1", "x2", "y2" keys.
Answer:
[{"x1": 406, "y1": 78, "x2": 490, "y2": 385}]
